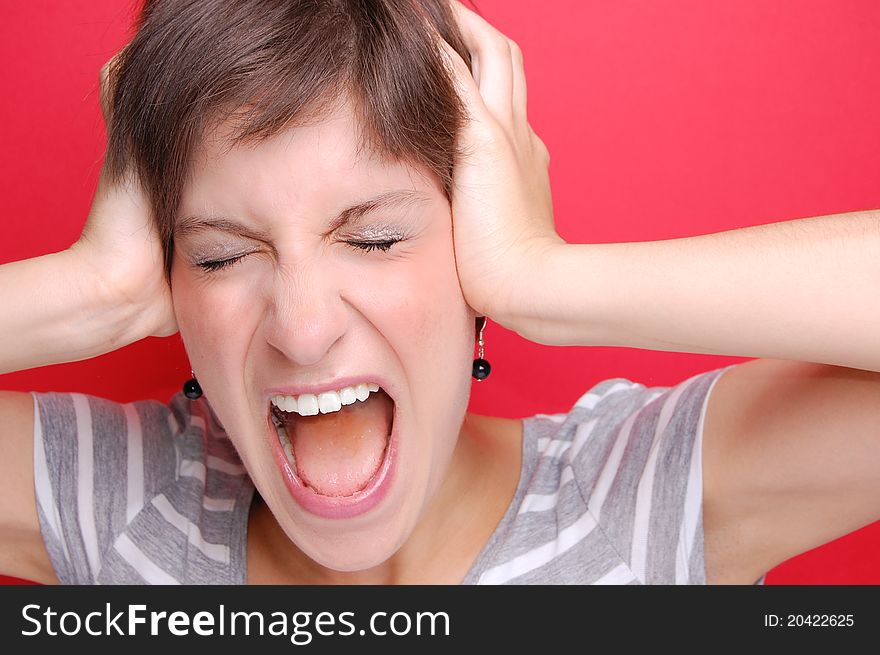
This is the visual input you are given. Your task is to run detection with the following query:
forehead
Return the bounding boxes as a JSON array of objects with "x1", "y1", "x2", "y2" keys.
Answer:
[{"x1": 183, "y1": 100, "x2": 438, "y2": 215}]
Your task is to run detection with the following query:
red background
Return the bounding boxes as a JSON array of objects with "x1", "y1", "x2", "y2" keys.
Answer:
[{"x1": 2, "y1": 0, "x2": 879, "y2": 584}]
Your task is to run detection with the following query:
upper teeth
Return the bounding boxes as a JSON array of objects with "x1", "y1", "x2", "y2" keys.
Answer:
[{"x1": 271, "y1": 382, "x2": 380, "y2": 416}]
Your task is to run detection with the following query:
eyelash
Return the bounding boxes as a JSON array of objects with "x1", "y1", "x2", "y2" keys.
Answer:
[
  {"x1": 345, "y1": 239, "x2": 402, "y2": 253},
  {"x1": 197, "y1": 256, "x2": 246, "y2": 273},
  {"x1": 196, "y1": 239, "x2": 404, "y2": 273}
]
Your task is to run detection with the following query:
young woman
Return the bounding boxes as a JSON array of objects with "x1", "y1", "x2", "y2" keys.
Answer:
[{"x1": 0, "y1": 0, "x2": 878, "y2": 585}]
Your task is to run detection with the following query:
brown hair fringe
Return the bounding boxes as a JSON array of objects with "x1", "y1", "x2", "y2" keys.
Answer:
[{"x1": 103, "y1": 0, "x2": 475, "y2": 275}]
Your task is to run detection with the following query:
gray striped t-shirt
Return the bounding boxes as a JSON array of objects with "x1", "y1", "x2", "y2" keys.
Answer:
[{"x1": 32, "y1": 364, "x2": 742, "y2": 584}]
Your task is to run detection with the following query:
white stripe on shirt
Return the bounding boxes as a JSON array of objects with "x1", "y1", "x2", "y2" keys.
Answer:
[
  {"x1": 31, "y1": 393, "x2": 73, "y2": 568},
  {"x1": 180, "y1": 457, "x2": 246, "y2": 482},
  {"x1": 593, "y1": 563, "x2": 638, "y2": 585},
  {"x1": 180, "y1": 459, "x2": 207, "y2": 484},
  {"x1": 477, "y1": 510, "x2": 599, "y2": 584},
  {"x1": 206, "y1": 455, "x2": 245, "y2": 475},
  {"x1": 676, "y1": 370, "x2": 725, "y2": 583},
  {"x1": 519, "y1": 466, "x2": 576, "y2": 514},
  {"x1": 203, "y1": 496, "x2": 237, "y2": 512},
  {"x1": 123, "y1": 404, "x2": 144, "y2": 523},
  {"x1": 588, "y1": 410, "x2": 638, "y2": 520},
  {"x1": 569, "y1": 416, "x2": 599, "y2": 459},
  {"x1": 573, "y1": 381, "x2": 635, "y2": 410},
  {"x1": 630, "y1": 377, "x2": 694, "y2": 582},
  {"x1": 72, "y1": 394, "x2": 101, "y2": 581},
  {"x1": 152, "y1": 495, "x2": 230, "y2": 563},
  {"x1": 114, "y1": 533, "x2": 180, "y2": 584},
  {"x1": 536, "y1": 436, "x2": 572, "y2": 459}
]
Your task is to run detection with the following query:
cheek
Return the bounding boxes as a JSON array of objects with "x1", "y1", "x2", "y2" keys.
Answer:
[
  {"x1": 365, "y1": 234, "x2": 474, "y2": 460},
  {"x1": 369, "y1": 232, "x2": 470, "y2": 362},
  {"x1": 170, "y1": 262, "x2": 265, "y2": 372}
]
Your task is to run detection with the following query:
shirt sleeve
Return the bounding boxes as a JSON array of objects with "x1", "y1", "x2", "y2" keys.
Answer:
[
  {"x1": 31, "y1": 391, "x2": 178, "y2": 584},
  {"x1": 565, "y1": 365, "x2": 734, "y2": 584}
]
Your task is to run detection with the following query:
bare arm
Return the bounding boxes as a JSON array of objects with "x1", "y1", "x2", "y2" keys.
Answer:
[
  {"x1": 700, "y1": 358, "x2": 880, "y2": 583},
  {"x1": 0, "y1": 242, "x2": 164, "y2": 375},
  {"x1": 506, "y1": 211, "x2": 880, "y2": 373},
  {"x1": 0, "y1": 249, "x2": 111, "y2": 373},
  {"x1": 0, "y1": 54, "x2": 175, "y2": 581}
]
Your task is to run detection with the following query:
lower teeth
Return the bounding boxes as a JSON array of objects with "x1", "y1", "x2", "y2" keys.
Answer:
[{"x1": 274, "y1": 422, "x2": 298, "y2": 471}]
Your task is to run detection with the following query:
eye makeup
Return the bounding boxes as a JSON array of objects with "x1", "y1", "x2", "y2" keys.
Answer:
[{"x1": 188, "y1": 225, "x2": 415, "y2": 274}]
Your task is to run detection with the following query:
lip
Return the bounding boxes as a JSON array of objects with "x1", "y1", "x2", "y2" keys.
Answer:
[{"x1": 265, "y1": 380, "x2": 400, "y2": 520}]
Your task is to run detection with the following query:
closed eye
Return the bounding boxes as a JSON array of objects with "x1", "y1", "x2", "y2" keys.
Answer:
[
  {"x1": 196, "y1": 238, "x2": 405, "y2": 273},
  {"x1": 345, "y1": 239, "x2": 403, "y2": 253},
  {"x1": 196, "y1": 254, "x2": 248, "y2": 272}
]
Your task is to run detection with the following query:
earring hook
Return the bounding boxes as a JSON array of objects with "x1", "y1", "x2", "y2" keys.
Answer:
[{"x1": 476, "y1": 316, "x2": 488, "y2": 360}]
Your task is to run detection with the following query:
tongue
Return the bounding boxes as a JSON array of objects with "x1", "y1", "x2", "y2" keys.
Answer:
[{"x1": 288, "y1": 390, "x2": 393, "y2": 497}]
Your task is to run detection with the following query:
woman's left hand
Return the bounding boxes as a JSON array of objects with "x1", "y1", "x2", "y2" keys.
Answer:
[{"x1": 440, "y1": 1, "x2": 566, "y2": 332}]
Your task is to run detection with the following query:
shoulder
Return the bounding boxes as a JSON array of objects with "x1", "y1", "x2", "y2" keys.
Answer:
[
  {"x1": 531, "y1": 365, "x2": 729, "y2": 495},
  {"x1": 33, "y1": 391, "x2": 182, "y2": 496},
  {"x1": 30, "y1": 391, "x2": 180, "y2": 583},
  {"x1": 470, "y1": 366, "x2": 731, "y2": 584},
  {"x1": 30, "y1": 390, "x2": 251, "y2": 584},
  {"x1": 566, "y1": 366, "x2": 730, "y2": 583}
]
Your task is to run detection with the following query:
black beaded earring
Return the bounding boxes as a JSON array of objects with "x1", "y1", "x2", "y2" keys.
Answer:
[
  {"x1": 472, "y1": 316, "x2": 492, "y2": 381},
  {"x1": 183, "y1": 370, "x2": 203, "y2": 400}
]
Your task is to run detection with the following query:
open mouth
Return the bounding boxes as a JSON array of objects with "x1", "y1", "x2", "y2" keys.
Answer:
[{"x1": 268, "y1": 384, "x2": 396, "y2": 502}]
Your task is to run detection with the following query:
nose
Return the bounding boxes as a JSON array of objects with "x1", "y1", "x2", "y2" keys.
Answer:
[{"x1": 264, "y1": 261, "x2": 348, "y2": 368}]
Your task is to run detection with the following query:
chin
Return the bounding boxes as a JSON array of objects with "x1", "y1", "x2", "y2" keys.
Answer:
[
  {"x1": 303, "y1": 534, "x2": 408, "y2": 573},
  {"x1": 267, "y1": 478, "x2": 420, "y2": 573}
]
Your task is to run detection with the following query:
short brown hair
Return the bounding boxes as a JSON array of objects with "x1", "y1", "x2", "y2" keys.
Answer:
[{"x1": 104, "y1": 0, "x2": 474, "y2": 274}]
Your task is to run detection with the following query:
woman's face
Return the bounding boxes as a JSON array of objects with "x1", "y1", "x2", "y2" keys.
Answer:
[{"x1": 170, "y1": 100, "x2": 476, "y2": 571}]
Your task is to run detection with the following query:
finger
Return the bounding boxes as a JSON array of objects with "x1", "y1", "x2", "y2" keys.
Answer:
[
  {"x1": 448, "y1": 1, "x2": 515, "y2": 129},
  {"x1": 438, "y1": 38, "x2": 494, "y2": 130},
  {"x1": 509, "y1": 38, "x2": 528, "y2": 130}
]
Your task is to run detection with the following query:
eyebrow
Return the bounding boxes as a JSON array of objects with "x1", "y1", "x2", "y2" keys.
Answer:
[{"x1": 175, "y1": 189, "x2": 431, "y2": 239}]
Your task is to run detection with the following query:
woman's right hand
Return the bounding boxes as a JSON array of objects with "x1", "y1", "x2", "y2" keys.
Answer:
[{"x1": 68, "y1": 52, "x2": 177, "y2": 339}]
